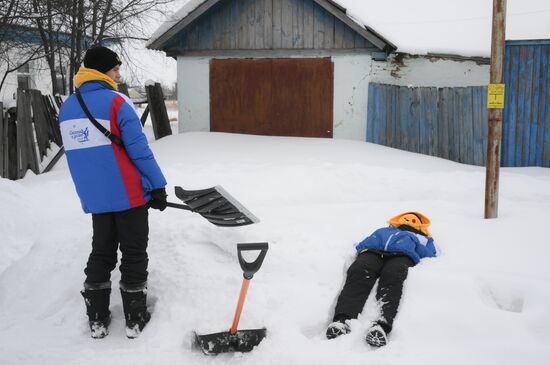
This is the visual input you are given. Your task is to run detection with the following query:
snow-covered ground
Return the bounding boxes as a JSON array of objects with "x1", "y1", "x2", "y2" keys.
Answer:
[{"x1": 1, "y1": 132, "x2": 550, "y2": 365}]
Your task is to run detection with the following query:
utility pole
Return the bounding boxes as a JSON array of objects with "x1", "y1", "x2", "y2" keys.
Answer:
[{"x1": 484, "y1": 0, "x2": 507, "y2": 219}]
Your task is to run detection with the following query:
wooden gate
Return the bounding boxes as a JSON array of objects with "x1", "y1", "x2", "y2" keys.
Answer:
[{"x1": 210, "y1": 58, "x2": 333, "y2": 138}]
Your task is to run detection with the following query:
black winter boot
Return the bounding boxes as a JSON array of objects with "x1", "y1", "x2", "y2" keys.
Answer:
[
  {"x1": 365, "y1": 323, "x2": 388, "y2": 347},
  {"x1": 81, "y1": 282, "x2": 112, "y2": 339},
  {"x1": 120, "y1": 282, "x2": 151, "y2": 339},
  {"x1": 326, "y1": 314, "x2": 351, "y2": 339}
]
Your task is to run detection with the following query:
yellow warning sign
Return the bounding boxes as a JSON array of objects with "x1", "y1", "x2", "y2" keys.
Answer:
[{"x1": 487, "y1": 83, "x2": 505, "y2": 109}]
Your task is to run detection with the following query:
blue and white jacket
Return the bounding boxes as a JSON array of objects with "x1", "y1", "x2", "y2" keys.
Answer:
[
  {"x1": 355, "y1": 226, "x2": 437, "y2": 264},
  {"x1": 59, "y1": 74, "x2": 166, "y2": 214}
]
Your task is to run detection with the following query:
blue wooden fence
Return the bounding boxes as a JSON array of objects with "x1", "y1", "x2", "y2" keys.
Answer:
[
  {"x1": 502, "y1": 40, "x2": 550, "y2": 167},
  {"x1": 367, "y1": 83, "x2": 488, "y2": 166},
  {"x1": 367, "y1": 40, "x2": 550, "y2": 168}
]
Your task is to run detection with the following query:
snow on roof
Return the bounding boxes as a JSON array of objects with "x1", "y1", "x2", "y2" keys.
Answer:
[
  {"x1": 148, "y1": 0, "x2": 550, "y2": 57},
  {"x1": 334, "y1": 0, "x2": 550, "y2": 57},
  {"x1": 146, "y1": 0, "x2": 204, "y2": 48}
]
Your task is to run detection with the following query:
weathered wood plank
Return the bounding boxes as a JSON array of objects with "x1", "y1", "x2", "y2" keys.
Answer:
[
  {"x1": 220, "y1": 0, "x2": 231, "y2": 49},
  {"x1": 272, "y1": 0, "x2": 282, "y2": 48},
  {"x1": 410, "y1": 86, "x2": 421, "y2": 153},
  {"x1": 402, "y1": 86, "x2": 412, "y2": 151},
  {"x1": 390, "y1": 84, "x2": 398, "y2": 148},
  {"x1": 264, "y1": 0, "x2": 273, "y2": 49},
  {"x1": 313, "y1": 2, "x2": 324, "y2": 49},
  {"x1": 384, "y1": 84, "x2": 393, "y2": 145},
  {"x1": 527, "y1": 47, "x2": 544, "y2": 166},
  {"x1": 323, "y1": 4, "x2": 334, "y2": 48},
  {"x1": 539, "y1": 45, "x2": 550, "y2": 167},
  {"x1": 292, "y1": 0, "x2": 304, "y2": 48},
  {"x1": 514, "y1": 46, "x2": 528, "y2": 166},
  {"x1": 44, "y1": 95, "x2": 62, "y2": 146},
  {"x1": 211, "y1": 0, "x2": 224, "y2": 49},
  {"x1": 7, "y1": 109, "x2": 17, "y2": 180},
  {"x1": 481, "y1": 86, "x2": 489, "y2": 165},
  {"x1": 463, "y1": 87, "x2": 474, "y2": 164},
  {"x1": 303, "y1": 0, "x2": 314, "y2": 48},
  {"x1": 472, "y1": 86, "x2": 483, "y2": 165},
  {"x1": 253, "y1": 0, "x2": 263, "y2": 48},
  {"x1": 543, "y1": 45, "x2": 550, "y2": 167},
  {"x1": 200, "y1": 11, "x2": 214, "y2": 50},
  {"x1": 375, "y1": 84, "x2": 386, "y2": 145},
  {"x1": 230, "y1": 0, "x2": 239, "y2": 48},
  {"x1": 145, "y1": 83, "x2": 172, "y2": 140},
  {"x1": 29, "y1": 90, "x2": 49, "y2": 161},
  {"x1": 437, "y1": 87, "x2": 450, "y2": 159},
  {"x1": 0, "y1": 102, "x2": 4, "y2": 178},
  {"x1": 420, "y1": 87, "x2": 437, "y2": 156},
  {"x1": 333, "y1": 18, "x2": 344, "y2": 49},
  {"x1": 520, "y1": 45, "x2": 534, "y2": 166},
  {"x1": 247, "y1": 0, "x2": 256, "y2": 49},
  {"x1": 281, "y1": 0, "x2": 293, "y2": 48},
  {"x1": 368, "y1": 83, "x2": 381, "y2": 144},
  {"x1": 17, "y1": 89, "x2": 39, "y2": 178},
  {"x1": 501, "y1": 45, "x2": 512, "y2": 165}
]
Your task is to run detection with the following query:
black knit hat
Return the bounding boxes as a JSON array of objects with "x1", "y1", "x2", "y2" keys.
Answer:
[{"x1": 83, "y1": 46, "x2": 122, "y2": 74}]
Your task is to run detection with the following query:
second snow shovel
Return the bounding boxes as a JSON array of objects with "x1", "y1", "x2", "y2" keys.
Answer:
[
  {"x1": 195, "y1": 242, "x2": 269, "y2": 355},
  {"x1": 166, "y1": 186, "x2": 259, "y2": 227}
]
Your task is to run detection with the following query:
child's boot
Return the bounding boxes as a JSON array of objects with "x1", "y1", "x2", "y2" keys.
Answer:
[
  {"x1": 120, "y1": 282, "x2": 151, "y2": 339},
  {"x1": 81, "y1": 282, "x2": 112, "y2": 339},
  {"x1": 326, "y1": 314, "x2": 351, "y2": 339},
  {"x1": 365, "y1": 322, "x2": 388, "y2": 347}
]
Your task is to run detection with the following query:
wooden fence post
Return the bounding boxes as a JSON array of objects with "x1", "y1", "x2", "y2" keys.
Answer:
[
  {"x1": 0, "y1": 102, "x2": 4, "y2": 178},
  {"x1": 44, "y1": 94, "x2": 62, "y2": 146},
  {"x1": 145, "y1": 82, "x2": 172, "y2": 140},
  {"x1": 16, "y1": 89, "x2": 40, "y2": 178},
  {"x1": 0, "y1": 103, "x2": 4, "y2": 178},
  {"x1": 140, "y1": 105, "x2": 150, "y2": 126},
  {"x1": 30, "y1": 90, "x2": 51, "y2": 162},
  {"x1": 6, "y1": 108, "x2": 18, "y2": 180}
]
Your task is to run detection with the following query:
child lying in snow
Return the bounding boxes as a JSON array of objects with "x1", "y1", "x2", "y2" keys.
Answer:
[{"x1": 327, "y1": 211, "x2": 437, "y2": 347}]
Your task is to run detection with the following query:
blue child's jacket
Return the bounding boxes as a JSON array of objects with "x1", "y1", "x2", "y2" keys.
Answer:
[{"x1": 355, "y1": 226, "x2": 437, "y2": 264}]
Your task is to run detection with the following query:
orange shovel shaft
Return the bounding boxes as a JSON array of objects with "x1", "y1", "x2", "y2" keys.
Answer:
[{"x1": 229, "y1": 278, "x2": 251, "y2": 335}]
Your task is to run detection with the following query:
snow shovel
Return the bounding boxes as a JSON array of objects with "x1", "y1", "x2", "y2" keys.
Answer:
[
  {"x1": 195, "y1": 242, "x2": 269, "y2": 355},
  {"x1": 166, "y1": 186, "x2": 259, "y2": 227}
]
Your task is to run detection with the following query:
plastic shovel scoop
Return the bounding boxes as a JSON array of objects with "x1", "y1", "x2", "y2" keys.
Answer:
[
  {"x1": 167, "y1": 186, "x2": 259, "y2": 227},
  {"x1": 195, "y1": 242, "x2": 269, "y2": 355}
]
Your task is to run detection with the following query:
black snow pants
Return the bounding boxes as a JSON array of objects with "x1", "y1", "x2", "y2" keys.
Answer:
[
  {"x1": 333, "y1": 251, "x2": 414, "y2": 334},
  {"x1": 85, "y1": 205, "x2": 149, "y2": 286}
]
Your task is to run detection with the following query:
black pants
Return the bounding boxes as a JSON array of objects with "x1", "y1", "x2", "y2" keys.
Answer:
[
  {"x1": 333, "y1": 251, "x2": 414, "y2": 334},
  {"x1": 85, "y1": 205, "x2": 149, "y2": 285}
]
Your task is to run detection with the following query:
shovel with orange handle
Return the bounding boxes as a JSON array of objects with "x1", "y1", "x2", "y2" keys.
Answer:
[{"x1": 195, "y1": 242, "x2": 269, "y2": 355}]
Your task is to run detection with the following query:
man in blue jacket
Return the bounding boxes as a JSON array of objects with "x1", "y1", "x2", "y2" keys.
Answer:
[
  {"x1": 326, "y1": 212, "x2": 438, "y2": 347},
  {"x1": 59, "y1": 46, "x2": 167, "y2": 339}
]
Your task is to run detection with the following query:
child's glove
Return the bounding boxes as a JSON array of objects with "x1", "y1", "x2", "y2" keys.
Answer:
[{"x1": 148, "y1": 188, "x2": 168, "y2": 211}]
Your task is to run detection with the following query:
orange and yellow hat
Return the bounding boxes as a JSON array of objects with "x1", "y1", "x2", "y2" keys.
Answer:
[{"x1": 388, "y1": 211, "x2": 432, "y2": 237}]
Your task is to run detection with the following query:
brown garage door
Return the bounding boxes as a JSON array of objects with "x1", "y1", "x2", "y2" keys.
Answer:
[{"x1": 210, "y1": 58, "x2": 333, "y2": 138}]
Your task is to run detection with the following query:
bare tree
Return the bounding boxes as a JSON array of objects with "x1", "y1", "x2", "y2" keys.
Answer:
[
  {"x1": 0, "y1": 1, "x2": 45, "y2": 92},
  {"x1": 1, "y1": 0, "x2": 174, "y2": 96}
]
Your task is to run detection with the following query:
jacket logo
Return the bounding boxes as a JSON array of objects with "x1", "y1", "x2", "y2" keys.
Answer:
[{"x1": 69, "y1": 126, "x2": 90, "y2": 143}]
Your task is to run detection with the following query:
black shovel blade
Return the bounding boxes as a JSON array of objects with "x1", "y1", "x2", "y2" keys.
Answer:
[
  {"x1": 195, "y1": 329, "x2": 266, "y2": 355},
  {"x1": 175, "y1": 186, "x2": 259, "y2": 227}
]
